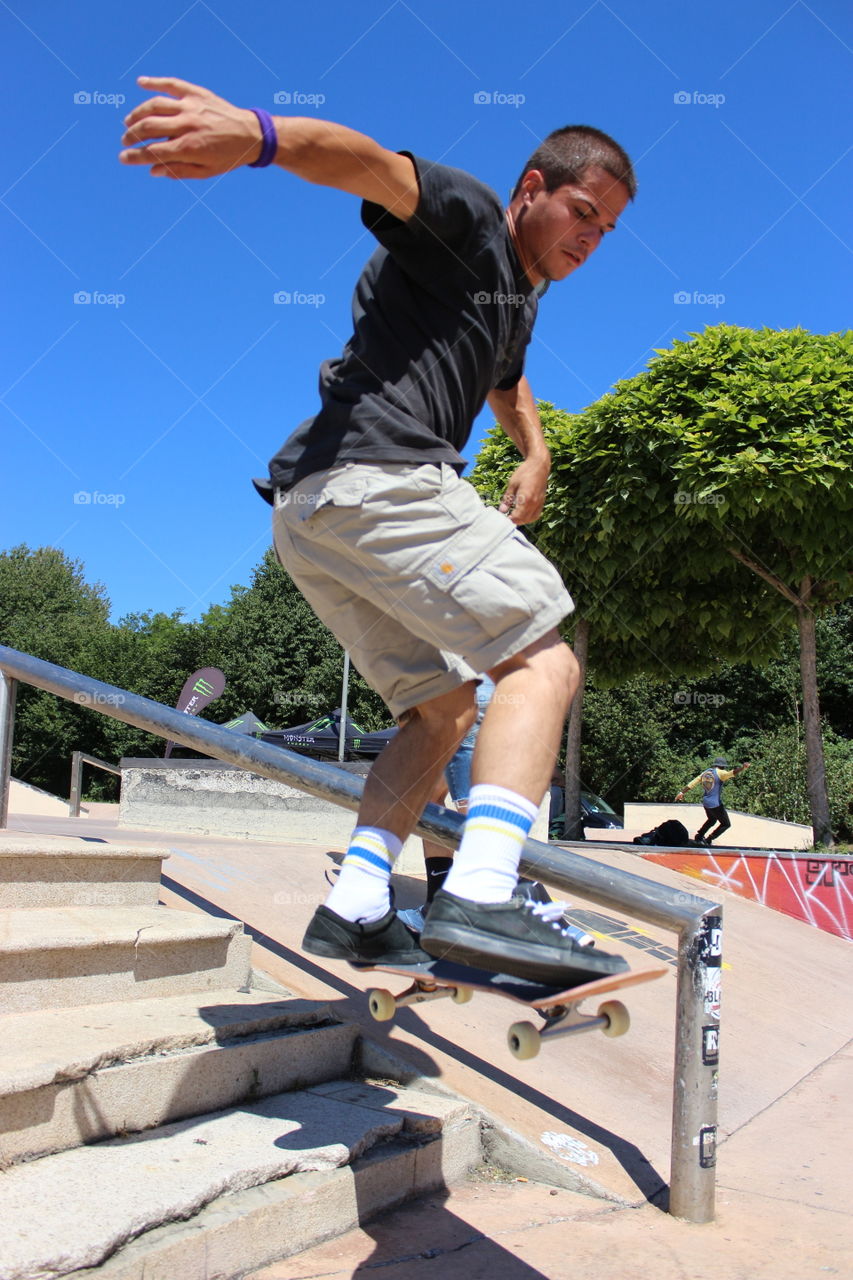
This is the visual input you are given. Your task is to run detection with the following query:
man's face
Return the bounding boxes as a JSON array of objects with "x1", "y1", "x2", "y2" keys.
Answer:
[{"x1": 511, "y1": 164, "x2": 630, "y2": 285}]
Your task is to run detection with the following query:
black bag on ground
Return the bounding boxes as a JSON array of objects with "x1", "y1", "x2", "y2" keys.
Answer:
[{"x1": 633, "y1": 818, "x2": 691, "y2": 847}]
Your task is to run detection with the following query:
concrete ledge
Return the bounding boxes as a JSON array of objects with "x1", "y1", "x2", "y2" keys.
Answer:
[
  {"x1": 620, "y1": 803, "x2": 812, "y2": 850},
  {"x1": 1, "y1": 1083, "x2": 480, "y2": 1280},
  {"x1": 0, "y1": 839, "x2": 165, "y2": 908},
  {"x1": 69, "y1": 1111, "x2": 482, "y2": 1280},
  {"x1": 118, "y1": 759, "x2": 371, "y2": 844},
  {"x1": 0, "y1": 906, "x2": 253, "y2": 1013},
  {"x1": 1, "y1": 1020, "x2": 359, "y2": 1164}
]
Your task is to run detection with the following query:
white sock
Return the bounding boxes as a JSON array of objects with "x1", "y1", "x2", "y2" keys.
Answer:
[
  {"x1": 324, "y1": 827, "x2": 403, "y2": 924},
  {"x1": 442, "y1": 784, "x2": 539, "y2": 904}
]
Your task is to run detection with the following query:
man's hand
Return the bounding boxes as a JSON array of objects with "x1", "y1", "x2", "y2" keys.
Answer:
[
  {"x1": 487, "y1": 377, "x2": 551, "y2": 525},
  {"x1": 674, "y1": 791, "x2": 685, "y2": 802},
  {"x1": 119, "y1": 76, "x2": 262, "y2": 178},
  {"x1": 499, "y1": 455, "x2": 550, "y2": 525}
]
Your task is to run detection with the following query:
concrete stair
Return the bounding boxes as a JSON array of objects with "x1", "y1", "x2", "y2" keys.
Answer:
[{"x1": 0, "y1": 836, "x2": 482, "y2": 1279}]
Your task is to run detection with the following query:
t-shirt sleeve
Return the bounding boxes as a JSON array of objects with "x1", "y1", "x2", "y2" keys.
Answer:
[
  {"x1": 361, "y1": 153, "x2": 505, "y2": 280},
  {"x1": 493, "y1": 344, "x2": 529, "y2": 391}
]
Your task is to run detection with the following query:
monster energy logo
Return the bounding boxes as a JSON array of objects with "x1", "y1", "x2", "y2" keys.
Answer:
[{"x1": 193, "y1": 677, "x2": 215, "y2": 696}]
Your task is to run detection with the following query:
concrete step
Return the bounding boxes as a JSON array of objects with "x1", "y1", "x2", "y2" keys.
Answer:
[
  {"x1": 0, "y1": 906, "x2": 252, "y2": 1013},
  {"x1": 0, "y1": 988, "x2": 358, "y2": 1163},
  {"x1": 1, "y1": 1080, "x2": 481, "y2": 1280},
  {"x1": 0, "y1": 838, "x2": 165, "y2": 908}
]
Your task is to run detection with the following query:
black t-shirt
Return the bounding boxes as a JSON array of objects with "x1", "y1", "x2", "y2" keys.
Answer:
[{"x1": 256, "y1": 153, "x2": 538, "y2": 500}]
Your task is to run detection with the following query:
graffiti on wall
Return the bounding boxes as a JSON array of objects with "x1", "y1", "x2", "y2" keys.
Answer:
[{"x1": 640, "y1": 851, "x2": 853, "y2": 942}]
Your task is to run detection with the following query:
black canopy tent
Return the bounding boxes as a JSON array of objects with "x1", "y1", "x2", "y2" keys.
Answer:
[
  {"x1": 260, "y1": 708, "x2": 397, "y2": 760},
  {"x1": 221, "y1": 710, "x2": 270, "y2": 736}
]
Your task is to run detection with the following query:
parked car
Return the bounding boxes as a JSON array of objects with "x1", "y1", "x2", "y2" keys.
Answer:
[
  {"x1": 580, "y1": 790, "x2": 623, "y2": 829},
  {"x1": 550, "y1": 787, "x2": 623, "y2": 838}
]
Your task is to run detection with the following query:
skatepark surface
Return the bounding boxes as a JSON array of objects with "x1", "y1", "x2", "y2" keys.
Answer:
[{"x1": 5, "y1": 800, "x2": 853, "y2": 1279}]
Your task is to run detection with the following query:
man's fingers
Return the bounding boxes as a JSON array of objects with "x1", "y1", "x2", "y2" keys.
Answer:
[
  {"x1": 123, "y1": 96, "x2": 183, "y2": 128},
  {"x1": 118, "y1": 142, "x2": 183, "y2": 166},
  {"x1": 137, "y1": 75, "x2": 206, "y2": 97},
  {"x1": 121, "y1": 117, "x2": 184, "y2": 146}
]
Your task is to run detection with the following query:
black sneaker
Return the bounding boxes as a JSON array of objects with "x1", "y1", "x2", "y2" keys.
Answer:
[
  {"x1": 420, "y1": 889, "x2": 628, "y2": 986},
  {"x1": 302, "y1": 905, "x2": 430, "y2": 966},
  {"x1": 515, "y1": 879, "x2": 596, "y2": 948}
]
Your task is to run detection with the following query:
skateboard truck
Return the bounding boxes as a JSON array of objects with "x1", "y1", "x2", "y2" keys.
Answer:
[
  {"x1": 365, "y1": 973, "x2": 631, "y2": 1060},
  {"x1": 507, "y1": 998, "x2": 630, "y2": 1060}
]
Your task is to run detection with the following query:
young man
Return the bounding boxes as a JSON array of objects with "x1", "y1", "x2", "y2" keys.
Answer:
[
  {"x1": 120, "y1": 77, "x2": 636, "y2": 986},
  {"x1": 676, "y1": 757, "x2": 751, "y2": 845}
]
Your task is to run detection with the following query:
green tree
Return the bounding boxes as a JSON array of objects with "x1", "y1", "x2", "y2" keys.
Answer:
[
  {"x1": 472, "y1": 326, "x2": 853, "y2": 844},
  {"x1": 0, "y1": 545, "x2": 111, "y2": 794}
]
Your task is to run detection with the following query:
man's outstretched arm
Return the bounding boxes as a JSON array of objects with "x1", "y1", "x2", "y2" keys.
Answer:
[
  {"x1": 119, "y1": 76, "x2": 419, "y2": 221},
  {"x1": 486, "y1": 377, "x2": 551, "y2": 525}
]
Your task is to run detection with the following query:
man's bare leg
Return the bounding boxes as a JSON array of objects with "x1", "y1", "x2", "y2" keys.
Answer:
[
  {"x1": 476, "y1": 630, "x2": 578, "y2": 800},
  {"x1": 355, "y1": 682, "x2": 477, "y2": 839},
  {"x1": 420, "y1": 632, "x2": 627, "y2": 982},
  {"x1": 438, "y1": 630, "x2": 577, "y2": 905}
]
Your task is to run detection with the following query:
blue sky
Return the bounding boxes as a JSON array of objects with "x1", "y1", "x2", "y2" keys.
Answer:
[{"x1": 2, "y1": 0, "x2": 851, "y2": 624}]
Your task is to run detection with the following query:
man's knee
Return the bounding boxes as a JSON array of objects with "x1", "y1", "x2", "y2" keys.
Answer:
[
  {"x1": 401, "y1": 680, "x2": 478, "y2": 747},
  {"x1": 490, "y1": 631, "x2": 579, "y2": 700}
]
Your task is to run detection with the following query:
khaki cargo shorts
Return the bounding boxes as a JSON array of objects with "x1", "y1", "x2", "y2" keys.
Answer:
[{"x1": 272, "y1": 461, "x2": 573, "y2": 719}]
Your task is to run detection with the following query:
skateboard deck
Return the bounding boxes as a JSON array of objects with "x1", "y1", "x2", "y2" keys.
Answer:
[{"x1": 354, "y1": 957, "x2": 668, "y2": 1059}]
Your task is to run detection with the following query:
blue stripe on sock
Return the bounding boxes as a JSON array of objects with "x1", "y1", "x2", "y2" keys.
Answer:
[
  {"x1": 466, "y1": 803, "x2": 532, "y2": 833},
  {"x1": 344, "y1": 846, "x2": 393, "y2": 874}
]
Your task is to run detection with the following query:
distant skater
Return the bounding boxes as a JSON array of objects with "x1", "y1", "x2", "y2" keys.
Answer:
[{"x1": 676, "y1": 757, "x2": 751, "y2": 845}]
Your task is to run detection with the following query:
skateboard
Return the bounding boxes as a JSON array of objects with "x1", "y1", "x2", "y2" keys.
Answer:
[{"x1": 354, "y1": 957, "x2": 668, "y2": 1060}]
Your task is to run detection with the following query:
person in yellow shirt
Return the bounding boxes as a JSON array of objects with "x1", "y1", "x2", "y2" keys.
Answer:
[{"x1": 675, "y1": 756, "x2": 751, "y2": 845}]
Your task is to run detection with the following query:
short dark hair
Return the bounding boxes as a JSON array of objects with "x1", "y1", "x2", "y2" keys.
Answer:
[{"x1": 512, "y1": 125, "x2": 637, "y2": 201}]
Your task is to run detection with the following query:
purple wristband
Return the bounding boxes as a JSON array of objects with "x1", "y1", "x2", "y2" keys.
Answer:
[{"x1": 248, "y1": 107, "x2": 277, "y2": 168}]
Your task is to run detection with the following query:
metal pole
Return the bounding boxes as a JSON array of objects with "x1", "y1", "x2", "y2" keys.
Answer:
[
  {"x1": 338, "y1": 650, "x2": 351, "y2": 763},
  {"x1": 69, "y1": 750, "x2": 83, "y2": 818},
  {"x1": 669, "y1": 910, "x2": 722, "y2": 1221},
  {"x1": 0, "y1": 673, "x2": 16, "y2": 829}
]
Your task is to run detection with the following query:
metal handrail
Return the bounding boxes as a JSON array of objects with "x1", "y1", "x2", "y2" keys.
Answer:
[
  {"x1": 0, "y1": 643, "x2": 721, "y2": 1222},
  {"x1": 68, "y1": 750, "x2": 122, "y2": 817}
]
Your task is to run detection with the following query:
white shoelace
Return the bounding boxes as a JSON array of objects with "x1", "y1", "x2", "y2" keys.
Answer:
[
  {"x1": 525, "y1": 898, "x2": 572, "y2": 931},
  {"x1": 524, "y1": 898, "x2": 594, "y2": 947}
]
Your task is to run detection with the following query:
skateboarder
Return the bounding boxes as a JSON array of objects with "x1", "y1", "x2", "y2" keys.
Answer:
[
  {"x1": 120, "y1": 77, "x2": 636, "y2": 986},
  {"x1": 675, "y1": 757, "x2": 751, "y2": 845}
]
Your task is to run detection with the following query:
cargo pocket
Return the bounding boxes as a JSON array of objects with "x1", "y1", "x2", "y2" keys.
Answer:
[
  {"x1": 422, "y1": 507, "x2": 544, "y2": 639},
  {"x1": 290, "y1": 469, "x2": 369, "y2": 525}
]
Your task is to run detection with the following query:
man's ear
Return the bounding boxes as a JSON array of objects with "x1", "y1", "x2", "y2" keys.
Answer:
[{"x1": 519, "y1": 169, "x2": 547, "y2": 202}]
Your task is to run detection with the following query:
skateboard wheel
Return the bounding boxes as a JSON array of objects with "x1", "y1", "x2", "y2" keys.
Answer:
[
  {"x1": 451, "y1": 985, "x2": 473, "y2": 1005},
  {"x1": 367, "y1": 989, "x2": 397, "y2": 1022},
  {"x1": 508, "y1": 1020, "x2": 541, "y2": 1060},
  {"x1": 599, "y1": 999, "x2": 630, "y2": 1037}
]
